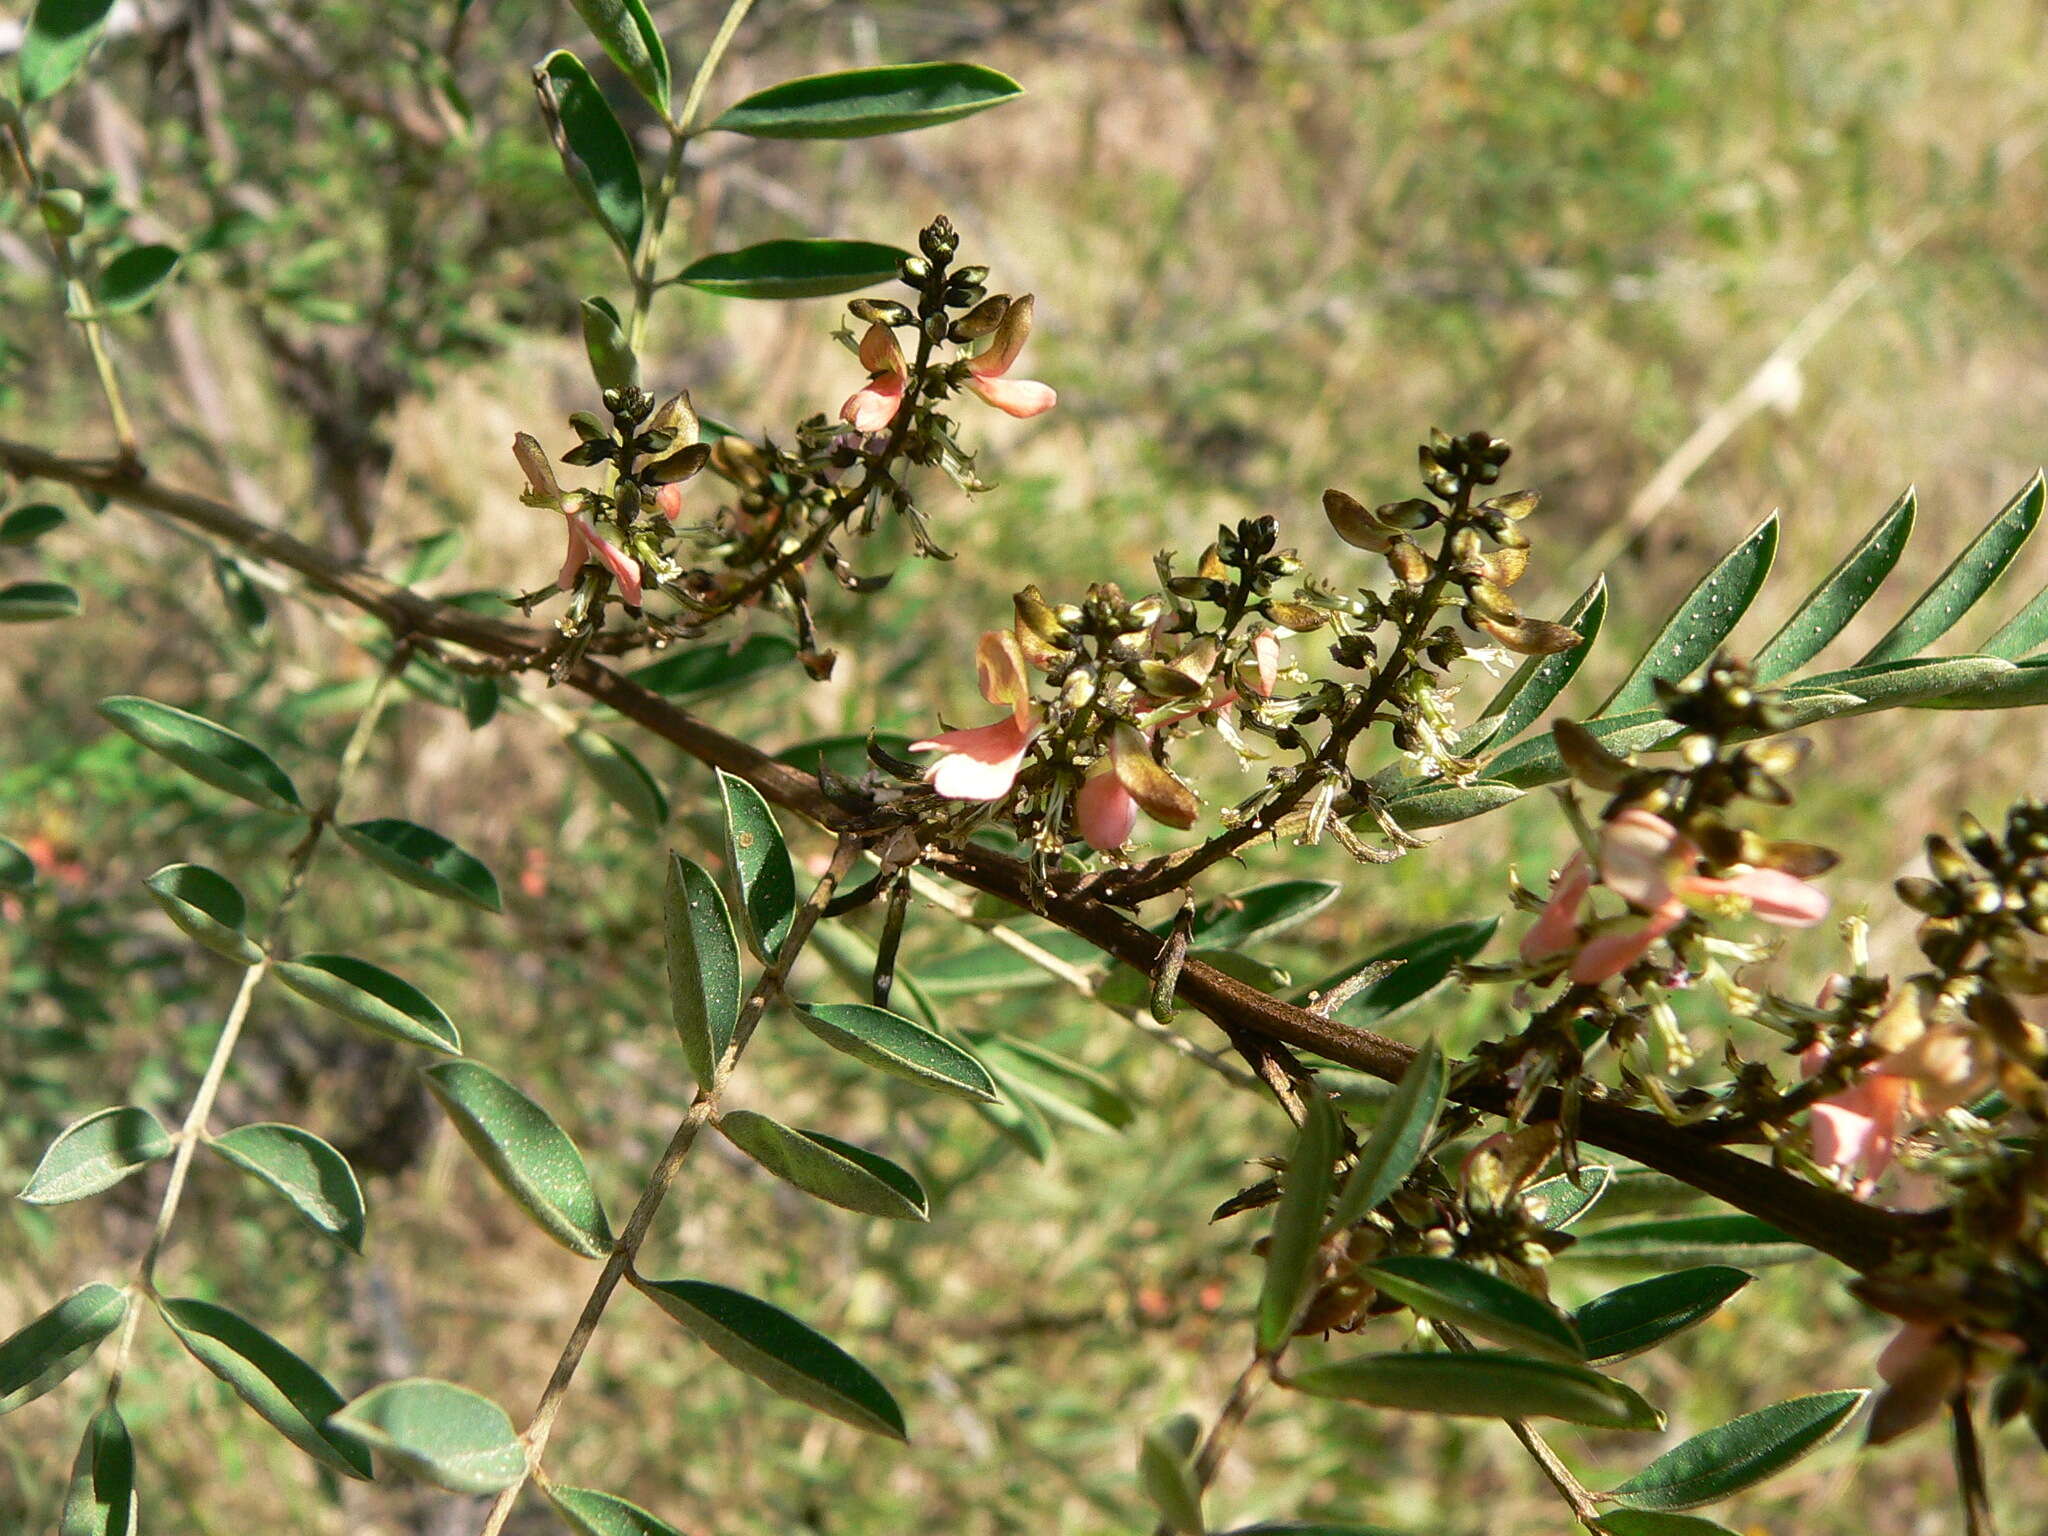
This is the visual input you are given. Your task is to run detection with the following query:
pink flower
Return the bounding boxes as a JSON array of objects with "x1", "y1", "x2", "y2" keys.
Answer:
[
  {"x1": 1076, "y1": 767, "x2": 1140, "y2": 851},
  {"x1": 911, "y1": 631, "x2": 1040, "y2": 802},
  {"x1": 558, "y1": 515, "x2": 643, "y2": 607},
  {"x1": 655, "y1": 482, "x2": 685, "y2": 521},
  {"x1": 1521, "y1": 810, "x2": 1829, "y2": 984},
  {"x1": 841, "y1": 324, "x2": 909, "y2": 433},
  {"x1": 964, "y1": 295, "x2": 1056, "y2": 419},
  {"x1": 1249, "y1": 628, "x2": 1280, "y2": 699},
  {"x1": 1803, "y1": 1045, "x2": 1914, "y2": 1194}
]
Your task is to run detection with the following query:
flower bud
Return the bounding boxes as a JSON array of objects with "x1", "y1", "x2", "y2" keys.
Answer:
[
  {"x1": 1112, "y1": 724, "x2": 1199, "y2": 830},
  {"x1": 1262, "y1": 600, "x2": 1328, "y2": 632},
  {"x1": 1463, "y1": 577, "x2": 1518, "y2": 621},
  {"x1": 850, "y1": 298, "x2": 914, "y2": 326},
  {"x1": 1387, "y1": 538, "x2": 1430, "y2": 586},
  {"x1": 644, "y1": 443, "x2": 712, "y2": 485},
  {"x1": 513, "y1": 432, "x2": 563, "y2": 507},
  {"x1": 950, "y1": 293, "x2": 1011, "y2": 342},
  {"x1": 568, "y1": 411, "x2": 611, "y2": 442},
  {"x1": 1468, "y1": 609, "x2": 1581, "y2": 656},
  {"x1": 1481, "y1": 489, "x2": 1541, "y2": 520},
  {"x1": 645, "y1": 391, "x2": 699, "y2": 443},
  {"x1": 1323, "y1": 488, "x2": 1394, "y2": 552},
  {"x1": 1552, "y1": 719, "x2": 1633, "y2": 791}
]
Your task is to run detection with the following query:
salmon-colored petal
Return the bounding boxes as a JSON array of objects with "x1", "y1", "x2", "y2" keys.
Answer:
[
  {"x1": 966, "y1": 374, "x2": 1057, "y2": 419},
  {"x1": 975, "y1": 630, "x2": 1032, "y2": 722},
  {"x1": 1250, "y1": 629, "x2": 1280, "y2": 698},
  {"x1": 1519, "y1": 853, "x2": 1592, "y2": 963},
  {"x1": 655, "y1": 482, "x2": 685, "y2": 521},
  {"x1": 557, "y1": 519, "x2": 590, "y2": 590},
  {"x1": 1076, "y1": 768, "x2": 1140, "y2": 851},
  {"x1": 1570, "y1": 903, "x2": 1683, "y2": 983},
  {"x1": 911, "y1": 715, "x2": 1035, "y2": 802},
  {"x1": 968, "y1": 293, "x2": 1034, "y2": 378},
  {"x1": 1688, "y1": 865, "x2": 1831, "y2": 927},
  {"x1": 571, "y1": 517, "x2": 643, "y2": 606},
  {"x1": 841, "y1": 373, "x2": 906, "y2": 433},
  {"x1": 1597, "y1": 809, "x2": 1685, "y2": 910},
  {"x1": 1811, "y1": 1074, "x2": 1912, "y2": 1190},
  {"x1": 1876, "y1": 1321, "x2": 1949, "y2": 1386},
  {"x1": 857, "y1": 322, "x2": 907, "y2": 377}
]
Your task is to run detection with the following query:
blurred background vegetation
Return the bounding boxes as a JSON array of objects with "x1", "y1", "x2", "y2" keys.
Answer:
[{"x1": 4, "y1": 1, "x2": 2047, "y2": 1531}]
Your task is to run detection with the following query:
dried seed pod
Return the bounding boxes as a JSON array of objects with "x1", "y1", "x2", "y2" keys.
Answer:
[
  {"x1": 1263, "y1": 600, "x2": 1329, "y2": 632},
  {"x1": 1480, "y1": 546, "x2": 1530, "y2": 587},
  {"x1": 949, "y1": 293, "x2": 1010, "y2": 341},
  {"x1": 644, "y1": 443, "x2": 712, "y2": 484},
  {"x1": 1462, "y1": 577, "x2": 1519, "y2": 621}
]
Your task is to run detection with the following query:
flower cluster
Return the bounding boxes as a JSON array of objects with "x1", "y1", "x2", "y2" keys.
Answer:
[{"x1": 508, "y1": 217, "x2": 1052, "y2": 678}]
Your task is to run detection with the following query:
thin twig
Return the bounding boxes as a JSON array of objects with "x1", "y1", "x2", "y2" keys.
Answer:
[
  {"x1": 475, "y1": 834, "x2": 862, "y2": 1535},
  {"x1": 1439, "y1": 1322, "x2": 1604, "y2": 1527}
]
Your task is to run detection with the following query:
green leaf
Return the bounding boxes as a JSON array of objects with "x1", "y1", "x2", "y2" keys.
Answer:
[
  {"x1": 716, "y1": 1109, "x2": 928, "y2": 1221},
  {"x1": 792, "y1": 1000, "x2": 999, "y2": 1102},
  {"x1": 539, "y1": 50, "x2": 647, "y2": 259},
  {"x1": 1323, "y1": 1041, "x2": 1445, "y2": 1235},
  {"x1": 630, "y1": 633, "x2": 797, "y2": 696},
  {"x1": 569, "y1": 0, "x2": 669, "y2": 113},
  {"x1": 1137, "y1": 1412, "x2": 1205, "y2": 1535},
  {"x1": 397, "y1": 529, "x2": 465, "y2": 585},
  {"x1": 1595, "y1": 1512, "x2": 1742, "y2": 1536},
  {"x1": 712, "y1": 61, "x2": 1023, "y2": 139},
  {"x1": 639, "y1": 1278, "x2": 906, "y2": 1439},
  {"x1": 1598, "y1": 514, "x2": 1778, "y2": 716},
  {"x1": 1568, "y1": 1215, "x2": 1808, "y2": 1268},
  {"x1": 974, "y1": 1062, "x2": 1057, "y2": 1162},
  {"x1": 1606, "y1": 1389, "x2": 1867, "y2": 1511},
  {"x1": 60, "y1": 1406, "x2": 135, "y2": 1536},
  {"x1": 0, "y1": 1283, "x2": 127, "y2": 1415},
  {"x1": 1289, "y1": 1350, "x2": 1662, "y2": 1430},
  {"x1": 1461, "y1": 573, "x2": 1609, "y2": 754},
  {"x1": 0, "y1": 834, "x2": 37, "y2": 892},
  {"x1": 676, "y1": 239, "x2": 914, "y2": 300},
  {"x1": 158, "y1": 1297, "x2": 371, "y2": 1478},
  {"x1": 547, "y1": 1485, "x2": 687, "y2": 1536},
  {"x1": 569, "y1": 728, "x2": 667, "y2": 827},
  {"x1": 718, "y1": 770, "x2": 796, "y2": 961},
  {"x1": 914, "y1": 927, "x2": 1100, "y2": 996},
  {"x1": 1296, "y1": 920, "x2": 1496, "y2": 1029},
  {"x1": 1921, "y1": 654, "x2": 2048, "y2": 709},
  {"x1": 96, "y1": 243, "x2": 180, "y2": 312},
  {"x1": 273, "y1": 954, "x2": 461, "y2": 1054},
  {"x1": 211, "y1": 554, "x2": 271, "y2": 637},
  {"x1": 1751, "y1": 488, "x2": 1915, "y2": 682},
  {"x1": 1190, "y1": 879, "x2": 1338, "y2": 947},
  {"x1": 0, "y1": 580, "x2": 82, "y2": 621},
  {"x1": 1860, "y1": 474, "x2": 2044, "y2": 663},
  {"x1": 97, "y1": 695, "x2": 302, "y2": 813},
  {"x1": 971, "y1": 1035, "x2": 1133, "y2": 1134},
  {"x1": 422, "y1": 1062, "x2": 612, "y2": 1257},
  {"x1": 1982, "y1": 580, "x2": 2048, "y2": 660},
  {"x1": 329, "y1": 1378, "x2": 526, "y2": 1494},
  {"x1": 1257, "y1": 1093, "x2": 1340, "y2": 1351},
  {"x1": 1381, "y1": 780, "x2": 1526, "y2": 831},
  {"x1": 207, "y1": 1124, "x2": 366, "y2": 1253},
  {"x1": 20, "y1": 0, "x2": 119, "y2": 103},
  {"x1": 1358, "y1": 1256, "x2": 1583, "y2": 1361},
  {"x1": 0, "y1": 502, "x2": 67, "y2": 544},
  {"x1": 1526, "y1": 1164, "x2": 1612, "y2": 1229},
  {"x1": 664, "y1": 853, "x2": 742, "y2": 1086},
  {"x1": 579, "y1": 294, "x2": 638, "y2": 391},
  {"x1": 1572, "y1": 1267, "x2": 1754, "y2": 1364},
  {"x1": 143, "y1": 862, "x2": 262, "y2": 964},
  {"x1": 20, "y1": 1107, "x2": 172, "y2": 1204},
  {"x1": 337, "y1": 818, "x2": 501, "y2": 912},
  {"x1": 1784, "y1": 654, "x2": 2017, "y2": 711}
]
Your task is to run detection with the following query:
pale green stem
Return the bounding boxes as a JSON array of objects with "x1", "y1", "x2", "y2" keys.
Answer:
[
  {"x1": 101, "y1": 653, "x2": 407, "y2": 1401},
  {"x1": 2, "y1": 121, "x2": 141, "y2": 462},
  {"x1": 625, "y1": 0, "x2": 756, "y2": 352},
  {"x1": 475, "y1": 833, "x2": 861, "y2": 1536}
]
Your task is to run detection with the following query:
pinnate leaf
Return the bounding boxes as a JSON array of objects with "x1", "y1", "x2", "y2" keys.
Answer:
[
  {"x1": 329, "y1": 1377, "x2": 526, "y2": 1493},
  {"x1": 677, "y1": 239, "x2": 912, "y2": 300},
  {"x1": 539, "y1": 50, "x2": 647, "y2": 259},
  {"x1": 1324, "y1": 1040, "x2": 1445, "y2": 1233},
  {"x1": 717, "y1": 1110, "x2": 928, "y2": 1221},
  {"x1": 719, "y1": 770, "x2": 796, "y2": 961},
  {"x1": 97, "y1": 696, "x2": 301, "y2": 812},
  {"x1": 0, "y1": 1282, "x2": 127, "y2": 1414},
  {"x1": 144, "y1": 862, "x2": 262, "y2": 964},
  {"x1": 60, "y1": 1406, "x2": 136, "y2": 1536},
  {"x1": 1289, "y1": 1350, "x2": 1662, "y2": 1430},
  {"x1": 712, "y1": 62, "x2": 1023, "y2": 139},
  {"x1": 208, "y1": 1124, "x2": 366, "y2": 1252},
  {"x1": 1359, "y1": 1255, "x2": 1583, "y2": 1361},
  {"x1": 1859, "y1": 474, "x2": 2043, "y2": 664},
  {"x1": 337, "y1": 818, "x2": 501, "y2": 912},
  {"x1": 423, "y1": 1062, "x2": 612, "y2": 1257},
  {"x1": 792, "y1": 1000, "x2": 998, "y2": 1101},
  {"x1": 1606, "y1": 1390, "x2": 1866, "y2": 1511},
  {"x1": 1257, "y1": 1093, "x2": 1340, "y2": 1350},
  {"x1": 1598, "y1": 514, "x2": 1778, "y2": 717},
  {"x1": 665, "y1": 852, "x2": 741, "y2": 1086},
  {"x1": 158, "y1": 1296, "x2": 371, "y2": 1478},
  {"x1": 275, "y1": 954, "x2": 461, "y2": 1054},
  {"x1": 21, "y1": 1107, "x2": 172, "y2": 1205},
  {"x1": 639, "y1": 1278, "x2": 906, "y2": 1439},
  {"x1": 1751, "y1": 487, "x2": 1914, "y2": 682},
  {"x1": 547, "y1": 1485, "x2": 688, "y2": 1536}
]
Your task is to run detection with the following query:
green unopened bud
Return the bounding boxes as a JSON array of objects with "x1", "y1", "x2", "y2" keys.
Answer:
[
  {"x1": 568, "y1": 411, "x2": 610, "y2": 443},
  {"x1": 38, "y1": 188, "x2": 85, "y2": 238}
]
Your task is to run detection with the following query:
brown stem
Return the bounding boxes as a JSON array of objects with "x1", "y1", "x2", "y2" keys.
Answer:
[
  {"x1": 474, "y1": 835, "x2": 862, "y2": 1535},
  {"x1": 0, "y1": 438, "x2": 1931, "y2": 1278}
]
